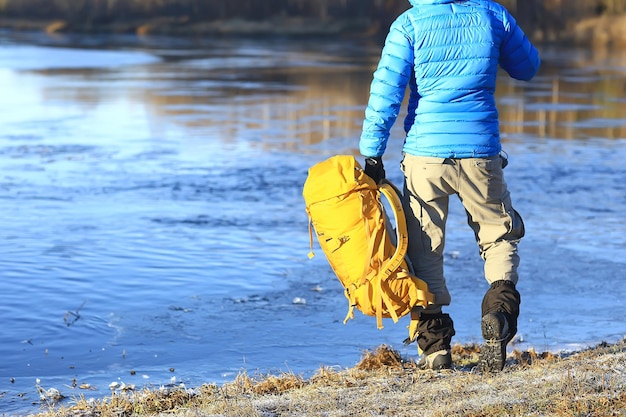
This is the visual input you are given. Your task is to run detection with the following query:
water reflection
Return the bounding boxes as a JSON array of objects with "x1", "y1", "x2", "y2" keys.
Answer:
[
  {"x1": 14, "y1": 40, "x2": 625, "y2": 151},
  {"x1": 499, "y1": 46, "x2": 626, "y2": 141}
]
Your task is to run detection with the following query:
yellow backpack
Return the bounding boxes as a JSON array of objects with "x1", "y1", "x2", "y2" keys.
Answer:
[{"x1": 303, "y1": 155, "x2": 434, "y2": 342}]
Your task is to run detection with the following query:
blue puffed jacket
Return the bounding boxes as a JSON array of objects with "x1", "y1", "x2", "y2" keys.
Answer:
[{"x1": 360, "y1": 0, "x2": 540, "y2": 159}]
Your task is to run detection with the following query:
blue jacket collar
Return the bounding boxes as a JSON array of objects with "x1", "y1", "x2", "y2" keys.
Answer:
[{"x1": 409, "y1": 0, "x2": 457, "y2": 5}]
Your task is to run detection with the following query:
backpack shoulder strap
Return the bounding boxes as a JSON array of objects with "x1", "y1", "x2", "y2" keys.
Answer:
[
  {"x1": 378, "y1": 180, "x2": 409, "y2": 283},
  {"x1": 371, "y1": 180, "x2": 409, "y2": 328},
  {"x1": 376, "y1": 180, "x2": 434, "y2": 332}
]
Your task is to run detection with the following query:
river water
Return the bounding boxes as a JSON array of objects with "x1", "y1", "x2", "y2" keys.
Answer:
[{"x1": 0, "y1": 31, "x2": 625, "y2": 415}]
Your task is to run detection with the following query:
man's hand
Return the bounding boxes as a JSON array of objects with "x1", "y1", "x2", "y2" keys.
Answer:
[{"x1": 364, "y1": 157, "x2": 385, "y2": 184}]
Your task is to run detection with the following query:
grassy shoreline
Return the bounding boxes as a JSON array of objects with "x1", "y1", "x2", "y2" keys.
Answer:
[{"x1": 30, "y1": 339, "x2": 626, "y2": 417}]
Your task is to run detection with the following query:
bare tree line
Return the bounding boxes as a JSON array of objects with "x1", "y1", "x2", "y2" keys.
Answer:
[
  {"x1": 0, "y1": 0, "x2": 393, "y2": 22},
  {"x1": 502, "y1": 0, "x2": 625, "y2": 39},
  {"x1": 0, "y1": 0, "x2": 624, "y2": 34}
]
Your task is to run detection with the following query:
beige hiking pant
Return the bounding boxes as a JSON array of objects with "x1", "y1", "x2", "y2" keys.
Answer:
[{"x1": 401, "y1": 154, "x2": 525, "y2": 308}]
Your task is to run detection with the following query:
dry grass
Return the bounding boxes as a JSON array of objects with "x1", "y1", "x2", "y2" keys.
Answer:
[{"x1": 29, "y1": 339, "x2": 626, "y2": 417}]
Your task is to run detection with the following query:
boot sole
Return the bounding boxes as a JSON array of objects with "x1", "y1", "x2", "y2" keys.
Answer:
[{"x1": 479, "y1": 314, "x2": 506, "y2": 373}]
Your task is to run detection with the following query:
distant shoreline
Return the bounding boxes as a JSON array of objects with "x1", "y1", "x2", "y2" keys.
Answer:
[
  {"x1": 0, "y1": 17, "x2": 381, "y2": 39},
  {"x1": 1, "y1": 14, "x2": 626, "y2": 47}
]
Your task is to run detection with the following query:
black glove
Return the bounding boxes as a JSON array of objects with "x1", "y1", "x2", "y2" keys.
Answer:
[{"x1": 364, "y1": 157, "x2": 385, "y2": 184}]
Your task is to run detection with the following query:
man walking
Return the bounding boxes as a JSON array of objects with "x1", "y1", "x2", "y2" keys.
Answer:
[{"x1": 360, "y1": 0, "x2": 540, "y2": 372}]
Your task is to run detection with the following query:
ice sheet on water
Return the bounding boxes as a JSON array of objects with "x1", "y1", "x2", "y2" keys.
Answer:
[{"x1": 0, "y1": 44, "x2": 160, "y2": 71}]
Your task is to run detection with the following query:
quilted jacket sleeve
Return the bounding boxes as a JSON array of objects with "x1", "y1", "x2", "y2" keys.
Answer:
[
  {"x1": 360, "y1": 16, "x2": 414, "y2": 158},
  {"x1": 498, "y1": 9, "x2": 540, "y2": 81}
]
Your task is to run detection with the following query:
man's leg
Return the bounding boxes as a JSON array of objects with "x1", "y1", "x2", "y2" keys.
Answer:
[
  {"x1": 459, "y1": 156, "x2": 524, "y2": 372},
  {"x1": 402, "y1": 155, "x2": 456, "y2": 369},
  {"x1": 402, "y1": 154, "x2": 455, "y2": 306}
]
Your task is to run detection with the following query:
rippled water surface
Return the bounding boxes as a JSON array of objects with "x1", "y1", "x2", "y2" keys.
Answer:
[{"x1": 1, "y1": 31, "x2": 625, "y2": 414}]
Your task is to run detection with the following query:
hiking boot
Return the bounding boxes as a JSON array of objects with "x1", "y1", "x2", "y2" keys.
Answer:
[
  {"x1": 479, "y1": 312, "x2": 510, "y2": 373},
  {"x1": 418, "y1": 349, "x2": 452, "y2": 370}
]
